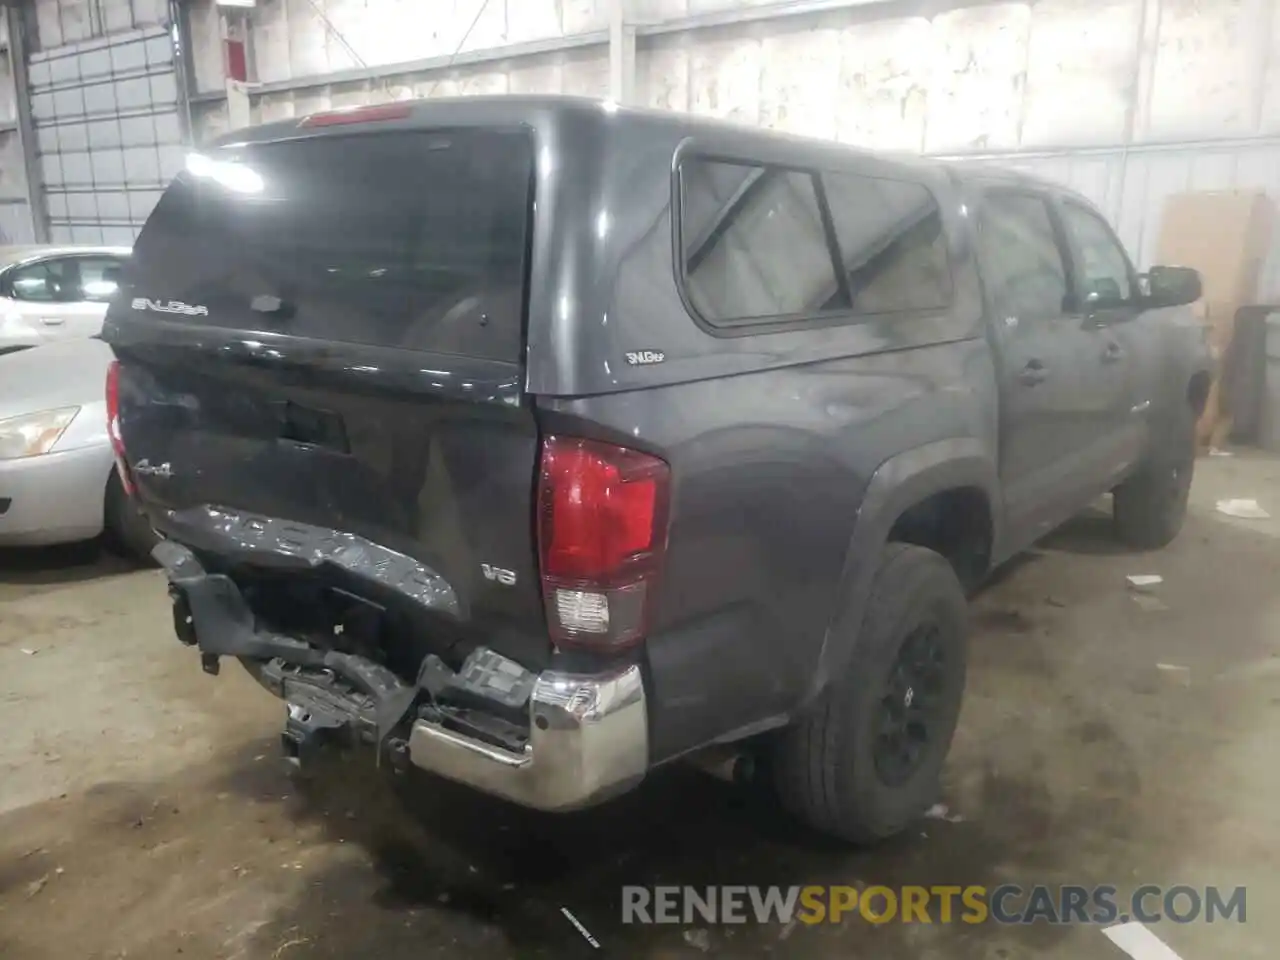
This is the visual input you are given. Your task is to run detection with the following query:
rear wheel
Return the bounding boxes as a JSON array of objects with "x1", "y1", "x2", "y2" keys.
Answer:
[
  {"x1": 1113, "y1": 404, "x2": 1195, "y2": 549},
  {"x1": 771, "y1": 543, "x2": 968, "y2": 843},
  {"x1": 104, "y1": 469, "x2": 159, "y2": 565}
]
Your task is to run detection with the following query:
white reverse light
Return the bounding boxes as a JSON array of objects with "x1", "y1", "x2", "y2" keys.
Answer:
[{"x1": 554, "y1": 589, "x2": 610, "y2": 634}]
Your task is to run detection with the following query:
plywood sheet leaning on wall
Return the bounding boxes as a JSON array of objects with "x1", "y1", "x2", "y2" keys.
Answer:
[{"x1": 1154, "y1": 191, "x2": 1276, "y2": 450}]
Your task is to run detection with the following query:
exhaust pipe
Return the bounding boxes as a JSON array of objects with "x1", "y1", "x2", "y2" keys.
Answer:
[{"x1": 686, "y1": 746, "x2": 755, "y2": 785}]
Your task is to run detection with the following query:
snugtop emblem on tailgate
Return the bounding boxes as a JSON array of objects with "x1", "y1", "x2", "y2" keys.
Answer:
[
  {"x1": 625, "y1": 350, "x2": 665, "y2": 366},
  {"x1": 132, "y1": 298, "x2": 209, "y2": 317}
]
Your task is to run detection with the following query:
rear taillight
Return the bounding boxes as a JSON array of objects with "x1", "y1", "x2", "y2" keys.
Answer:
[
  {"x1": 537, "y1": 436, "x2": 670, "y2": 650},
  {"x1": 105, "y1": 359, "x2": 133, "y2": 494}
]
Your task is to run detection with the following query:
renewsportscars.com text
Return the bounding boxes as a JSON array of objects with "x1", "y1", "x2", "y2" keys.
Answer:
[{"x1": 621, "y1": 884, "x2": 1246, "y2": 926}]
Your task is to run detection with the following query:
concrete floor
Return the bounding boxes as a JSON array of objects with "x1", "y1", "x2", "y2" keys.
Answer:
[{"x1": 2, "y1": 454, "x2": 1279, "y2": 959}]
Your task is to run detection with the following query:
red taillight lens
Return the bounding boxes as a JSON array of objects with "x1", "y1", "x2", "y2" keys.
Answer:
[
  {"x1": 537, "y1": 436, "x2": 670, "y2": 650},
  {"x1": 105, "y1": 359, "x2": 133, "y2": 494}
]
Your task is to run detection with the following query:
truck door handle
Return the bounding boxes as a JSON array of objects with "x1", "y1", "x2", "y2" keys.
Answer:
[
  {"x1": 39, "y1": 316, "x2": 64, "y2": 326},
  {"x1": 1018, "y1": 361, "x2": 1047, "y2": 386},
  {"x1": 1102, "y1": 342, "x2": 1124, "y2": 363}
]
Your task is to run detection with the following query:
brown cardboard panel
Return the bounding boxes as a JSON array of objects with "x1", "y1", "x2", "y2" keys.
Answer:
[
  {"x1": 1154, "y1": 190, "x2": 1275, "y2": 307},
  {"x1": 1156, "y1": 190, "x2": 1275, "y2": 452}
]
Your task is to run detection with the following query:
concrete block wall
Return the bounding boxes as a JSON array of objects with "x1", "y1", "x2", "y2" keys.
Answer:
[{"x1": 634, "y1": 0, "x2": 1280, "y2": 153}]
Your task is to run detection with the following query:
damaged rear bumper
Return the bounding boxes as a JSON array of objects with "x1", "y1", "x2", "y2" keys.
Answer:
[
  {"x1": 407, "y1": 666, "x2": 646, "y2": 811},
  {"x1": 154, "y1": 540, "x2": 648, "y2": 812}
]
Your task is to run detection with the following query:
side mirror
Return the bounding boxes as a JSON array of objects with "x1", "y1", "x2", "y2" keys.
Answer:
[{"x1": 1145, "y1": 265, "x2": 1202, "y2": 308}]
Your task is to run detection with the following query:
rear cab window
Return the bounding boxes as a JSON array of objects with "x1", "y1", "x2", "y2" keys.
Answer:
[
  {"x1": 677, "y1": 156, "x2": 953, "y2": 329},
  {"x1": 128, "y1": 128, "x2": 535, "y2": 363}
]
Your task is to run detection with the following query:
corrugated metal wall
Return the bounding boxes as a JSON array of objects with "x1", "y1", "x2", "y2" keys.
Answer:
[
  {"x1": 962, "y1": 140, "x2": 1280, "y2": 298},
  {"x1": 28, "y1": 24, "x2": 184, "y2": 244}
]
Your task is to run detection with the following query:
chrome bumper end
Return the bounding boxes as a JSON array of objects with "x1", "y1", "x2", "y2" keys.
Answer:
[{"x1": 407, "y1": 664, "x2": 648, "y2": 812}]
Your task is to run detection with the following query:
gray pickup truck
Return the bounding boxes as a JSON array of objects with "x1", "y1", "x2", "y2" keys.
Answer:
[{"x1": 104, "y1": 96, "x2": 1210, "y2": 843}]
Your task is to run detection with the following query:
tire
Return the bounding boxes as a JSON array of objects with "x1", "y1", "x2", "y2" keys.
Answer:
[
  {"x1": 103, "y1": 469, "x2": 159, "y2": 565},
  {"x1": 1112, "y1": 403, "x2": 1195, "y2": 550},
  {"x1": 772, "y1": 543, "x2": 968, "y2": 844}
]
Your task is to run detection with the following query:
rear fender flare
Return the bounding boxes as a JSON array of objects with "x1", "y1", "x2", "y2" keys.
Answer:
[{"x1": 806, "y1": 439, "x2": 1000, "y2": 703}]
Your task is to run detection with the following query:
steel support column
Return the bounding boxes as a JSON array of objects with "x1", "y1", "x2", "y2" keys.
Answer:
[
  {"x1": 170, "y1": 0, "x2": 197, "y2": 144},
  {"x1": 608, "y1": 0, "x2": 635, "y2": 105},
  {"x1": 5, "y1": 2, "x2": 46, "y2": 241}
]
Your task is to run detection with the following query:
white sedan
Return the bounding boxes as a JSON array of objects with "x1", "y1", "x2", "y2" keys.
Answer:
[
  {"x1": 0, "y1": 337, "x2": 156, "y2": 561},
  {"x1": 0, "y1": 245, "x2": 132, "y2": 356}
]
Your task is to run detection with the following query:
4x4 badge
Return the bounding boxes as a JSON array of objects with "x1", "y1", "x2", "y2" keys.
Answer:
[{"x1": 625, "y1": 350, "x2": 665, "y2": 366}]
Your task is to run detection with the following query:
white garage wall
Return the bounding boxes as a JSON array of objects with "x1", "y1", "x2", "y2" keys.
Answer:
[
  {"x1": 188, "y1": 0, "x2": 614, "y2": 90},
  {"x1": 627, "y1": 0, "x2": 1280, "y2": 294},
  {"x1": 97, "y1": 0, "x2": 1280, "y2": 297},
  {"x1": 184, "y1": 0, "x2": 613, "y2": 137}
]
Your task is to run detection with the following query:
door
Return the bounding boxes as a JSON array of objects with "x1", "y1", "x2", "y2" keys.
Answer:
[
  {"x1": 974, "y1": 188, "x2": 1103, "y2": 545},
  {"x1": 61, "y1": 255, "x2": 128, "y2": 338},
  {"x1": 0, "y1": 255, "x2": 119, "y2": 345},
  {"x1": 1055, "y1": 199, "x2": 1147, "y2": 480},
  {"x1": 1, "y1": 256, "x2": 79, "y2": 346}
]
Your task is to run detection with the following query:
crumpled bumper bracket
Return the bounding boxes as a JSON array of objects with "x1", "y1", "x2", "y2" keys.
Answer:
[
  {"x1": 153, "y1": 539, "x2": 650, "y2": 810},
  {"x1": 153, "y1": 540, "x2": 418, "y2": 748}
]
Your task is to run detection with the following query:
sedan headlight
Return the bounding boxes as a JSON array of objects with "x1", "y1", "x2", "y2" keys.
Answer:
[{"x1": 0, "y1": 407, "x2": 80, "y2": 460}]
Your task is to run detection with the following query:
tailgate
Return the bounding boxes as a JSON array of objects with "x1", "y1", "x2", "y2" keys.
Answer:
[{"x1": 105, "y1": 124, "x2": 550, "y2": 672}]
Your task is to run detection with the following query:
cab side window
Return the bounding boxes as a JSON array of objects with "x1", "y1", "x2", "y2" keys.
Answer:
[
  {"x1": 976, "y1": 192, "x2": 1069, "y2": 321},
  {"x1": 1060, "y1": 202, "x2": 1133, "y2": 306}
]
